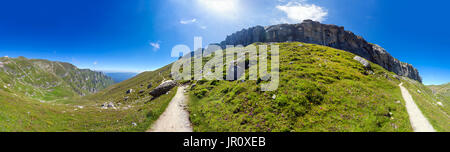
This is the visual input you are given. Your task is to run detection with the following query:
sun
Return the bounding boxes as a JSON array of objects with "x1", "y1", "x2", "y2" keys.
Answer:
[{"x1": 197, "y1": 0, "x2": 239, "y2": 17}]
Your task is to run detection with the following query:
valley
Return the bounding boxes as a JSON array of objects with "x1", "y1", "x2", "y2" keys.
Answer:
[{"x1": 0, "y1": 21, "x2": 448, "y2": 132}]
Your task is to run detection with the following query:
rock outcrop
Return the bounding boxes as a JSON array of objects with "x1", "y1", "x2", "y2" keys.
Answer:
[
  {"x1": 219, "y1": 20, "x2": 422, "y2": 82},
  {"x1": 353, "y1": 56, "x2": 371, "y2": 68},
  {"x1": 149, "y1": 80, "x2": 177, "y2": 97}
]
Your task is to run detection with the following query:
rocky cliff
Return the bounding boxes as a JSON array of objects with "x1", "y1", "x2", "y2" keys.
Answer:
[{"x1": 219, "y1": 20, "x2": 422, "y2": 82}]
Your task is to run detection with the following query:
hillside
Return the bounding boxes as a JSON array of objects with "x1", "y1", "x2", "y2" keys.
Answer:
[
  {"x1": 0, "y1": 56, "x2": 114, "y2": 101},
  {"x1": 428, "y1": 83, "x2": 450, "y2": 103},
  {"x1": 0, "y1": 60, "x2": 177, "y2": 131},
  {"x1": 0, "y1": 42, "x2": 446, "y2": 132},
  {"x1": 402, "y1": 81, "x2": 449, "y2": 131},
  {"x1": 186, "y1": 42, "x2": 414, "y2": 132}
]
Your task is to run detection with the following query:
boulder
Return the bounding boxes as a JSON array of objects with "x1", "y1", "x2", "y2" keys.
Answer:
[
  {"x1": 354, "y1": 56, "x2": 371, "y2": 68},
  {"x1": 147, "y1": 83, "x2": 153, "y2": 89},
  {"x1": 149, "y1": 80, "x2": 177, "y2": 97},
  {"x1": 126, "y1": 89, "x2": 133, "y2": 94},
  {"x1": 101, "y1": 102, "x2": 116, "y2": 109}
]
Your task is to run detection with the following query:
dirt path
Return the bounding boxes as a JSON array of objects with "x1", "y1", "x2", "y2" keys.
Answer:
[
  {"x1": 399, "y1": 83, "x2": 435, "y2": 132},
  {"x1": 147, "y1": 86, "x2": 193, "y2": 132}
]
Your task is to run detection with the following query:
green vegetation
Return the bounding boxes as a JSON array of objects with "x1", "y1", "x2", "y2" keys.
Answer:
[
  {"x1": 1, "y1": 42, "x2": 446, "y2": 132},
  {"x1": 0, "y1": 57, "x2": 177, "y2": 131},
  {"x1": 404, "y1": 80, "x2": 449, "y2": 131},
  {"x1": 0, "y1": 88, "x2": 176, "y2": 131},
  {"x1": 428, "y1": 83, "x2": 450, "y2": 103},
  {"x1": 0, "y1": 57, "x2": 114, "y2": 101},
  {"x1": 186, "y1": 42, "x2": 413, "y2": 132}
]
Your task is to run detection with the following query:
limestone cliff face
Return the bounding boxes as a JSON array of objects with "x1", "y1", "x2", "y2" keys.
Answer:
[{"x1": 219, "y1": 20, "x2": 422, "y2": 82}]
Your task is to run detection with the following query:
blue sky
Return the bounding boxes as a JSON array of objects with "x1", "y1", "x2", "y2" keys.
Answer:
[{"x1": 0, "y1": 0, "x2": 449, "y2": 85}]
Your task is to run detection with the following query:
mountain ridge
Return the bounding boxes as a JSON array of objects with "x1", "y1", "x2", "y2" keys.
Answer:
[
  {"x1": 0, "y1": 56, "x2": 114, "y2": 101},
  {"x1": 218, "y1": 20, "x2": 422, "y2": 82}
]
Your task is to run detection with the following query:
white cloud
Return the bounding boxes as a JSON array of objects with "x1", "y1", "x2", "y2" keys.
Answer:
[
  {"x1": 276, "y1": 1, "x2": 328, "y2": 23},
  {"x1": 199, "y1": 25, "x2": 207, "y2": 29},
  {"x1": 93, "y1": 61, "x2": 98, "y2": 65},
  {"x1": 180, "y1": 18, "x2": 197, "y2": 24},
  {"x1": 150, "y1": 41, "x2": 161, "y2": 51}
]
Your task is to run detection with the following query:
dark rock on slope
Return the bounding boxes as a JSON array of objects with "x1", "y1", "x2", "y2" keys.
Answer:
[
  {"x1": 219, "y1": 20, "x2": 422, "y2": 82},
  {"x1": 149, "y1": 80, "x2": 177, "y2": 97}
]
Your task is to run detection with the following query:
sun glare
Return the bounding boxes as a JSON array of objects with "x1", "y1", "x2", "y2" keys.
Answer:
[{"x1": 197, "y1": 0, "x2": 239, "y2": 17}]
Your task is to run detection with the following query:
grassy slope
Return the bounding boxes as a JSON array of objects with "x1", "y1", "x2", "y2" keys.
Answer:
[
  {"x1": 404, "y1": 80, "x2": 449, "y2": 131},
  {"x1": 0, "y1": 58, "x2": 177, "y2": 131},
  {"x1": 1, "y1": 43, "x2": 445, "y2": 132},
  {"x1": 188, "y1": 42, "x2": 413, "y2": 132},
  {"x1": 0, "y1": 88, "x2": 176, "y2": 131},
  {"x1": 0, "y1": 57, "x2": 114, "y2": 101},
  {"x1": 427, "y1": 83, "x2": 450, "y2": 103}
]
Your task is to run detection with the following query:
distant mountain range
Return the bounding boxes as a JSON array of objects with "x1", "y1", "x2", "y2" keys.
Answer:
[
  {"x1": 428, "y1": 83, "x2": 450, "y2": 103},
  {"x1": 104, "y1": 72, "x2": 138, "y2": 83},
  {"x1": 0, "y1": 56, "x2": 114, "y2": 100}
]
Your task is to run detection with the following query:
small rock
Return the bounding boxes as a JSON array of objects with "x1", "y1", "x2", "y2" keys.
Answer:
[
  {"x1": 385, "y1": 74, "x2": 392, "y2": 80},
  {"x1": 272, "y1": 94, "x2": 276, "y2": 99},
  {"x1": 101, "y1": 102, "x2": 115, "y2": 109},
  {"x1": 437, "y1": 102, "x2": 443, "y2": 106},
  {"x1": 395, "y1": 100, "x2": 401, "y2": 104},
  {"x1": 417, "y1": 90, "x2": 421, "y2": 93},
  {"x1": 289, "y1": 62, "x2": 293, "y2": 65},
  {"x1": 132, "y1": 122, "x2": 137, "y2": 126},
  {"x1": 126, "y1": 89, "x2": 133, "y2": 94},
  {"x1": 147, "y1": 83, "x2": 153, "y2": 89},
  {"x1": 393, "y1": 75, "x2": 401, "y2": 80}
]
